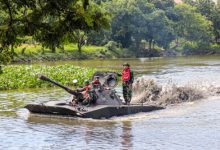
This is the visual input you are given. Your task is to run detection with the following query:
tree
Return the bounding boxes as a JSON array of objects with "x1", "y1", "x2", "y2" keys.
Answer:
[
  {"x1": 0, "y1": 0, "x2": 35, "y2": 71},
  {"x1": 212, "y1": 6, "x2": 220, "y2": 43},
  {"x1": 87, "y1": 29, "x2": 111, "y2": 45},
  {"x1": 145, "y1": 9, "x2": 175, "y2": 50},
  {"x1": 66, "y1": 1, "x2": 110, "y2": 52},
  {"x1": 182, "y1": 0, "x2": 196, "y2": 6},
  {"x1": 183, "y1": 0, "x2": 220, "y2": 44},
  {"x1": 194, "y1": 0, "x2": 215, "y2": 19},
  {"x1": 148, "y1": 0, "x2": 175, "y2": 10},
  {"x1": 104, "y1": 0, "x2": 176, "y2": 56},
  {"x1": 70, "y1": 30, "x2": 87, "y2": 53},
  {"x1": 105, "y1": 0, "x2": 155, "y2": 50},
  {"x1": 174, "y1": 4, "x2": 212, "y2": 43},
  {"x1": 0, "y1": 0, "x2": 110, "y2": 68}
]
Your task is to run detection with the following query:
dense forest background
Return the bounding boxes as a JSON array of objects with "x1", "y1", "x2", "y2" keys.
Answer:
[{"x1": 0, "y1": 0, "x2": 220, "y2": 67}]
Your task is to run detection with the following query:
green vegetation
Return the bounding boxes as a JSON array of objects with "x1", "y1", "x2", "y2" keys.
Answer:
[
  {"x1": 0, "y1": 0, "x2": 110, "y2": 68},
  {"x1": 89, "y1": 0, "x2": 220, "y2": 56},
  {"x1": 1, "y1": 0, "x2": 220, "y2": 72},
  {"x1": 0, "y1": 65, "x2": 97, "y2": 90},
  {"x1": 13, "y1": 43, "x2": 109, "y2": 62}
]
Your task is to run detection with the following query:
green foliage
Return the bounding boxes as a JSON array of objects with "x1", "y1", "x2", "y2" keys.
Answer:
[
  {"x1": 184, "y1": 0, "x2": 220, "y2": 44},
  {"x1": 12, "y1": 43, "x2": 107, "y2": 62},
  {"x1": 182, "y1": 41, "x2": 198, "y2": 55},
  {"x1": 105, "y1": 0, "x2": 154, "y2": 49},
  {"x1": 1, "y1": 0, "x2": 220, "y2": 61},
  {"x1": 210, "y1": 43, "x2": 220, "y2": 53},
  {"x1": 32, "y1": 0, "x2": 110, "y2": 53},
  {"x1": 0, "y1": 0, "x2": 110, "y2": 64},
  {"x1": 103, "y1": 0, "x2": 176, "y2": 53},
  {"x1": 196, "y1": 0, "x2": 215, "y2": 17},
  {"x1": 87, "y1": 29, "x2": 111, "y2": 45},
  {"x1": 174, "y1": 4, "x2": 213, "y2": 43},
  {"x1": 0, "y1": 65, "x2": 97, "y2": 90},
  {"x1": 0, "y1": 48, "x2": 13, "y2": 65},
  {"x1": 105, "y1": 41, "x2": 121, "y2": 51},
  {"x1": 212, "y1": 6, "x2": 220, "y2": 43},
  {"x1": 147, "y1": 9, "x2": 175, "y2": 49}
]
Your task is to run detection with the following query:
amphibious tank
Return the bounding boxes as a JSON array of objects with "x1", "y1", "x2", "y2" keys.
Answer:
[{"x1": 25, "y1": 72, "x2": 164, "y2": 119}]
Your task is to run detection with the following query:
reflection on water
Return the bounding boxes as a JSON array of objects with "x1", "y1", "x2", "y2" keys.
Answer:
[
  {"x1": 121, "y1": 121, "x2": 133, "y2": 149},
  {"x1": 1, "y1": 56, "x2": 220, "y2": 149}
]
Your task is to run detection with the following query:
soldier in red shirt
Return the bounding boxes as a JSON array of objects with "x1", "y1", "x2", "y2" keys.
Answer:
[
  {"x1": 92, "y1": 76, "x2": 101, "y2": 89},
  {"x1": 119, "y1": 63, "x2": 134, "y2": 104},
  {"x1": 71, "y1": 80, "x2": 97, "y2": 106}
]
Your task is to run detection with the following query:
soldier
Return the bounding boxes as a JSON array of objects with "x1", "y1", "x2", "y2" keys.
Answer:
[
  {"x1": 92, "y1": 76, "x2": 101, "y2": 89},
  {"x1": 71, "y1": 80, "x2": 97, "y2": 106},
  {"x1": 119, "y1": 63, "x2": 134, "y2": 104}
]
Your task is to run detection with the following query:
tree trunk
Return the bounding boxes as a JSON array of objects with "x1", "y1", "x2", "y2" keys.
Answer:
[
  {"x1": 41, "y1": 46, "x2": 45, "y2": 54},
  {"x1": 11, "y1": 44, "x2": 14, "y2": 54},
  {"x1": 61, "y1": 45, "x2": 65, "y2": 53},
  {"x1": 0, "y1": 65, "x2": 3, "y2": 74},
  {"x1": 77, "y1": 42, "x2": 82, "y2": 53},
  {"x1": 149, "y1": 39, "x2": 152, "y2": 50},
  {"x1": 135, "y1": 39, "x2": 141, "y2": 57},
  {"x1": 51, "y1": 45, "x2": 56, "y2": 53},
  {"x1": 152, "y1": 41, "x2": 155, "y2": 50}
]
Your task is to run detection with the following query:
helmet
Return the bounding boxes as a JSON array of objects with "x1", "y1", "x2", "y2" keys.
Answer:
[
  {"x1": 84, "y1": 80, "x2": 90, "y2": 85},
  {"x1": 123, "y1": 62, "x2": 130, "y2": 67},
  {"x1": 94, "y1": 76, "x2": 100, "y2": 79}
]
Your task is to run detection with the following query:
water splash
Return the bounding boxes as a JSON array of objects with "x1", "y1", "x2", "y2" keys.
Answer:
[{"x1": 132, "y1": 78, "x2": 220, "y2": 106}]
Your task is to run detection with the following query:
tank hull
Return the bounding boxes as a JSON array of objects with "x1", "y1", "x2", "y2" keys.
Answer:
[{"x1": 25, "y1": 101, "x2": 164, "y2": 119}]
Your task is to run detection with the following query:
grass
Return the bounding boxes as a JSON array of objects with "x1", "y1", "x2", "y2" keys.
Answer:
[
  {"x1": 15, "y1": 43, "x2": 106, "y2": 53},
  {"x1": 13, "y1": 43, "x2": 108, "y2": 62},
  {"x1": 0, "y1": 64, "x2": 97, "y2": 90}
]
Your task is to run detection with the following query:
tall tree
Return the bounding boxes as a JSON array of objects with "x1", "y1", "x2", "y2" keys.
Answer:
[
  {"x1": 0, "y1": 0, "x2": 35, "y2": 71},
  {"x1": 146, "y1": 10, "x2": 175, "y2": 50},
  {"x1": 184, "y1": 0, "x2": 220, "y2": 44},
  {"x1": 66, "y1": 1, "x2": 110, "y2": 52},
  {"x1": 32, "y1": 0, "x2": 110, "y2": 53},
  {"x1": 212, "y1": 6, "x2": 220, "y2": 43},
  {"x1": 0, "y1": 0, "x2": 110, "y2": 69},
  {"x1": 105, "y1": 0, "x2": 154, "y2": 49},
  {"x1": 174, "y1": 4, "x2": 212, "y2": 44},
  {"x1": 194, "y1": 0, "x2": 215, "y2": 19}
]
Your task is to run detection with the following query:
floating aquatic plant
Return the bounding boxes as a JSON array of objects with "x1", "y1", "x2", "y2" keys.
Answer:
[{"x1": 0, "y1": 65, "x2": 97, "y2": 90}]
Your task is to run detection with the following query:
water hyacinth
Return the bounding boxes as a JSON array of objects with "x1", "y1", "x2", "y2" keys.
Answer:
[{"x1": 0, "y1": 65, "x2": 97, "y2": 90}]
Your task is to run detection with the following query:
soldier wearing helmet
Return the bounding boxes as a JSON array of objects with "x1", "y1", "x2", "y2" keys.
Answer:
[
  {"x1": 120, "y1": 63, "x2": 134, "y2": 104},
  {"x1": 71, "y1": 80, "x2": 97, "y2": 106}
]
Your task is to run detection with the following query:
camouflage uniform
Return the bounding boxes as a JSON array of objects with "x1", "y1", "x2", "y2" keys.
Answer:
[
  {"x1": 82, "y1": 90, "x2": 98, "y2": 106},
  {"x1": 122, "y1": 69, "x2": 134, "y2": 104},
  {"x1": 74, "y1": 81, "x2": 98, "y2": 106},
  {"x1": 122, "y1": 81, "x2": 132, "y2": 104}
]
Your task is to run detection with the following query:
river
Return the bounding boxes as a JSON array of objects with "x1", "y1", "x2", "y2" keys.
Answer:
[{"x1": 1, "y1": 56, "x2": 220, "y2": 149}]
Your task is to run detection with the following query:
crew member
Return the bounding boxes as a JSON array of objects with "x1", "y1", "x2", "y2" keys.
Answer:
[
  {"x1": 92, "y1": 76, "x2": 101, "y2": 89},
  {"x1": 121, "y1": 63, "x2": 134, "y2": 104},
  {"x1": 71, "y1": 80, "x2": 97, "y2": 106}
]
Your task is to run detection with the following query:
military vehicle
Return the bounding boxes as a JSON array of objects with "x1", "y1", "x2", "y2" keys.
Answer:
[{"x1": 25, "y1": 72, "x2": 164, "y2": 119}]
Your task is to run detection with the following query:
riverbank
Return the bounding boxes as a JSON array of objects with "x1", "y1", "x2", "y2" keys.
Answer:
[
  {"x1": 13, "y1": 43, "x2": 128, "y2": 63},
  {"x1": 12, "y1": 43, "x2": 220, "y2": 64}
]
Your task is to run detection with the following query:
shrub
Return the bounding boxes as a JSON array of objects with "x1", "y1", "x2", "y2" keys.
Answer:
[{"x1": 105, "y1": 41, "x2": 121, "y2": 51}]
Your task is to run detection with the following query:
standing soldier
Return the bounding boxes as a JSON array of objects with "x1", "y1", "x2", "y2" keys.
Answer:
[{"x1": 119, "y1": 63, "x2": 134, "y2": 105}]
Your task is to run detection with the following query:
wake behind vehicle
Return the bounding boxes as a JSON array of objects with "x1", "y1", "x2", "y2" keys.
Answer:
[{"x1": 25, "y1": 72, "x2": 164, "y2": 119}]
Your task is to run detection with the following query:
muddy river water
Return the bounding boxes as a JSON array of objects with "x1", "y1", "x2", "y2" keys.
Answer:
[{"x1": 1, "y1": 56, "x2": 220, "y2": 149}]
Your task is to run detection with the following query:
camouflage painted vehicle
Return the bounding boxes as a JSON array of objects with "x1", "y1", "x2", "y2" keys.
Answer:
[{"x1": 25, "y1": 72, "x2": 163, "y2": 119}]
